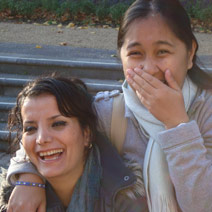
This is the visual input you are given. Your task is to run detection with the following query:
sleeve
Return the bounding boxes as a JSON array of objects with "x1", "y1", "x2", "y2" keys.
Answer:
[
  {"x1": 93, "y1": 91, "x2": 117, "y2": 139},
  {"x1": 6, "y1": 144, "x2": 44, "y2": 185},
  {"x1": 157, "y1": 102, "x2": 212, "y2": 212}
]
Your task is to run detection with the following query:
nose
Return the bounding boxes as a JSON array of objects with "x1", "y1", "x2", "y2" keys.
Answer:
[
  {"x1": 140, "y1": 56, "x2": 160, "y2": 76},
  {"x1": 36, "y1": 128, "x2": 51, "y2": 145}
]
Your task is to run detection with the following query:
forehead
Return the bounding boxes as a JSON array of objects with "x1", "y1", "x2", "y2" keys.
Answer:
[
  {"x1": 124, "y1": 14, "x2": 178, "y2": 44},
  {"x1": 21, "y1": 94, "x2": 59, "y2": 118}
]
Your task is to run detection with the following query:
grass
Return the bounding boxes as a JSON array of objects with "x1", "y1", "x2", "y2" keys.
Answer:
[{"x1": 0, "y1": 0, "x2": 211, "y2": 30}]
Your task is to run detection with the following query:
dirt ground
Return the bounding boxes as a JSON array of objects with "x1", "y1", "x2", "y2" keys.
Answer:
[{"x1": 0, "y1": 22, "x2": 212, "y2": 55}]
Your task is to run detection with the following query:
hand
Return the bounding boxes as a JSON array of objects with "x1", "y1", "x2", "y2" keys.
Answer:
[
  {"x1": 7, "y1": 173, "x2": 46, "y2": 212},
  {"x1": 126, "y1": 68, "x2": 189, "y2": 129}
]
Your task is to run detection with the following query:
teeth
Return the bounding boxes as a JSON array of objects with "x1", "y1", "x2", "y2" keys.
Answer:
[{"x1": 39, "y1": 149, "x2": 63, "y2": 157}]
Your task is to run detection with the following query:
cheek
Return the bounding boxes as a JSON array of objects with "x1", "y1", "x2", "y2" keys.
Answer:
[
  {"x1": 120, "y1": 48, "x2": 136, "y2": 76},
  {"x1": 121, "y1": 56, "x2": 141, "y2": 78},
  {"x1": 22, "y1": 136, "x2": 35, "y2": 159}
]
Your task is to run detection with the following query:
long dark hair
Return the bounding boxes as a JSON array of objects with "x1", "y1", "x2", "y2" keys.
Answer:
[
  {"x1": 118, "y1": 0, "x2": 212, "y2": 89},
  {"x1": 8, "y1": 76, "x2": 97, "y2": 154}
]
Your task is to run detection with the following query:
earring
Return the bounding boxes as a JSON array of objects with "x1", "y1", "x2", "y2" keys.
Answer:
[{"x1": 88, "y1": 143, "x2": 93, "y2": 149}]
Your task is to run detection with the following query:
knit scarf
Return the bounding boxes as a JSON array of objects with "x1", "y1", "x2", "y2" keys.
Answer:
[
  {"x1": 122, "y1": 76, "x2": 198, "y2": 212},
  {"x1": 67, "y1": 144, "x2": 102, "y2": 212}
]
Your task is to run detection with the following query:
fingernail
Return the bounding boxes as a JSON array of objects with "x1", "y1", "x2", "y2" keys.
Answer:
[
  {"x1": 166, "y1": 69, "x2": 170, "y2": 74},
  {"x1": 126, "y1": 75, "x2": 133, "y2": 83},
  {"x1": 127, "y1": 69, "x2": 134, "y2": 77}
]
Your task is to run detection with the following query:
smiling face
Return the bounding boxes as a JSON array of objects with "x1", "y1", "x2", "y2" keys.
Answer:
[
  {"x1": 21, "y1": 94, "x2": 90, "y2": 181},
  {"x1": 120, "y1": 14, "x2": 196, "y2": 88}
]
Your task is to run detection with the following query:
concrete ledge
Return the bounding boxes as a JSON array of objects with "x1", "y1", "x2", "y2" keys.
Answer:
[{"x1": 0, "y1": 56, "x2": 122, "y2": 70}]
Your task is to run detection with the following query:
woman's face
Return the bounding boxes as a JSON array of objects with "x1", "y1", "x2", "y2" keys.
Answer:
[
  {"x1": 21, "y1": 94, "x2": 90, "y2": 180},
  {"x1": 120, "y1": 14, "x2": 196, "y2": 88}
]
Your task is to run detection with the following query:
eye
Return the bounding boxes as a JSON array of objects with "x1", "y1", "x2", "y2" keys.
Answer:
[
  {"x1": 127, "y1": 51, "x2": 142, "y2": 57},
  {"x1": 23, "y1": 126, "x2": 37, "y2": 134},
  {"x1": 52, "y1": 121, "x2": 67, "y2": 128},
  {"x1": 157, "y1": 49, "x2": 170, "y2": 56}
]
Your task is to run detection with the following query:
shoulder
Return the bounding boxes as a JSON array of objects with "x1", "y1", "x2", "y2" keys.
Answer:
[
  {"x1": 94, "y1": 90, "x2": 121, "y2": 102},
  {"x1": 191, "y1": 89, "x2": 212, "y2": 142},
  {"x1": 93, "y1": 90, "x2": 122, "y2": 138},
  {"x1": 195, "y1": 89, "x2": 212, "y2": 114}
]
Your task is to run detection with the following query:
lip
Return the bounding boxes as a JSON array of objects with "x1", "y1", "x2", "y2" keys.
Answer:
[{"x1": 37, "y1": 148, "x2": 64, "y2": 163}]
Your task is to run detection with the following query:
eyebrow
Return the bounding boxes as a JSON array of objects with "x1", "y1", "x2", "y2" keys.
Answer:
[
  {"x1": 126, "y1": 40, "x2": 174, "y2": 50},
  {"x1": 23, "y1": 115, "x2": 62, "y2": 124},
  {"x1": 155, "y1": 40, "x2": 174, "y2": 47},
  {"x1": 127, "y1": 42, "x2": 142, "y2": 50}
]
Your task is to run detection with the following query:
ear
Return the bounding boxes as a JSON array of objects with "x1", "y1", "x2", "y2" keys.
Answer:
[
  {"x1": 187, "y1": 40, "x2": 197, "y2": 70},
  {"x1": 83, "y1": 126, "x2": 91, "y2": 147}
]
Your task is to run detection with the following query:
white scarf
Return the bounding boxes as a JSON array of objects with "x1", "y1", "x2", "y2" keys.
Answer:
[{"x1": 122, "y1": 76, "x2": 198, "y2": 212}]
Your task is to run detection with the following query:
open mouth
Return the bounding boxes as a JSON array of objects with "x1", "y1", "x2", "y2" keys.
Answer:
[{"x1": 39, "y1": 149, "x2": 64, "y2": 161}]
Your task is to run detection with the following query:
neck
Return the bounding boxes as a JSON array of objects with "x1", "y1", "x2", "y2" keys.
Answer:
[{"x1": 47, "y1": 164, "x2": 84, "y2": 207}]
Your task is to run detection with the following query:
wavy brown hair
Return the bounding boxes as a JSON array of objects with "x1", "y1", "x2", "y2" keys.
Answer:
[{"x1": 8, "y1": 76, "x2": 97, "y2": 154}]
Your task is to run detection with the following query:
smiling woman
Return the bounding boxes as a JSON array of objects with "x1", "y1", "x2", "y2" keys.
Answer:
[{"x1": 3, "y1": 76, "x2": 148, "y2": 212}]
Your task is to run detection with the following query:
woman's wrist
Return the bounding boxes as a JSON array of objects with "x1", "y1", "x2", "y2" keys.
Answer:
[
  {"x1": 16, "y1": 181, "x2": 45, "y2": 189},
  {"x1": 165, "y1": 115, "x2": 189, "y2": 129},
  {"x1": 18, "y1": 173, "x2": 44, "y2": 184}
]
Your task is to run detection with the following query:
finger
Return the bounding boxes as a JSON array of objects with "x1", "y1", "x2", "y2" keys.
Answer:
[
  {"x1": 7, "y1": 205, "x2": 13, "y2": 212},
  {"x1": 165, "y1": 69, "x2": 181, "y2": 91},
  {"x1": 127, "y1": 70, "x2": 156, "y2": 94},
  {"x1": 37, "y1": 203, "x2": 46, "y2": 212},
  {"x1": 126, "y1": 74, "x2": 153, "y2": 98},
  {"x1": 133, "y1": 67, "x2": 143, "y2": 76},
  {"x1": 139, "y1": 71, "x2": 165, "y2": 89},
  {"x1": 136, "y1": 90, "x2": 150, "y2": 109}
]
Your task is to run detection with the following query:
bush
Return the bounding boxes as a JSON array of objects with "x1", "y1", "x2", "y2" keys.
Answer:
[
  {"x1": 110, "y1": 2, "x2": 128, "y2": 22},
  {"x1": 78, "y1": 0, "x2": 96, "y2": 15},
  {"x1": 96, "y1": 5, "x2": 110, "y2": 20},
  {"x1": 0, "y1": 0, "x2": 211, "y2": 27},
  {"x1": 15, "y1": 0, "x2": 38, "y2": 16},
  {"x1": 56, "y1": 1, "x2": 72, "y2": 17},
  {"x1": 41, "y1": 0, "x2": 59, "y2": 11},
  {"x1": 182, "y1": 0, "x2": 212, "y2": 21},
  {"x1": 0, "y1": 0, "x2": 9, "y2": 11}
]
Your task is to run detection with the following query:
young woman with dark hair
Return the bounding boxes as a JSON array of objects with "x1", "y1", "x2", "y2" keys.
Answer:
[
  {"x1": 1, "y1": 76, "x2": 147, "y2": 212},
  {"x1": 5, "y1": 0, "x2": 212, "y2": 211}
]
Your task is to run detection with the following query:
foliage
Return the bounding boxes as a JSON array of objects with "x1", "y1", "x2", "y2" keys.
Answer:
[
  {"x1": 110, "y1": 2, "x2": 128, "y2": 22},
  {"x1": 41, "y1": 0, "x2": 59, "y2": 11},
  {"x1": 181, "y1": 0, "x2": 212, "y2": 21},
  {"x1": 0, "y1": 0, "x2": 211, "y2": 30}
]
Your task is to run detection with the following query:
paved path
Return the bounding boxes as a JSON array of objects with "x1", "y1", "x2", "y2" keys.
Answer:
[{"x1": 0, "y1": 22, "x2": 212, "y2": 55}]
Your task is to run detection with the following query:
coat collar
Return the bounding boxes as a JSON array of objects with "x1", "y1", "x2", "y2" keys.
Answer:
[{"x1": 95, "y1": 132, "x2": 136, "y2": 199}]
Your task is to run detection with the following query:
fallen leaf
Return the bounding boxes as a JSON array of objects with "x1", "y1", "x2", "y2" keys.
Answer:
[
  {"x1": 35, "y1": 45, "x2": 42, "y2": 48},
  {"x1": 57, "y1": 30, "x2": 63, "y2": 33},
  {"x1": 43, "y1": 21, "x2": 50, "y2": 26},
  {"x1": 52, "y1": 21, "x2": 57, "y2": 25},
  {"x1": 78, "y1": 26, "x2": 88, "y2": 29},
  {"x1": 33, "y1": 23, "x2": 41, "y2": 26},
  {"x1": 57, "y1": 24, "x2": 63, "y2": 28},
  {"x1": 103, "y1": 25, "x2": 109, "y2": 28},
  {"x1": 60, "y1": 42, "x2": 67, "y2": 46},
  {"x1": 90, "y1": 31, "x2": 96, "y2": 34},
  {"x1": 66, "y1": 22, "x2": 75, "y2": 28}
]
